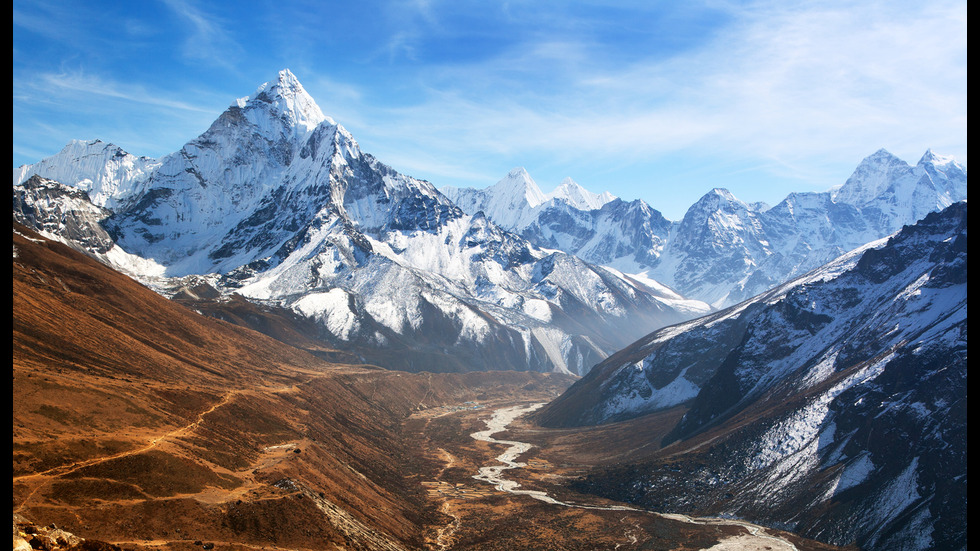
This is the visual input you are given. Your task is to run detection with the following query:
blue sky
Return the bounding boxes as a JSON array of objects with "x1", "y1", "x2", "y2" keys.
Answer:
[{"x1": 13, "y1": 0, "x2": 967, "y2": 220}]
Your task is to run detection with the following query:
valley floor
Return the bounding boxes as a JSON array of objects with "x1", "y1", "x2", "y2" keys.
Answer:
[
  {"x1": 403, "y1": 391, "x2": 847, "y2": 551},
  {"x1": 14, "y1": 366, "x2": 851, "y2": 551}
]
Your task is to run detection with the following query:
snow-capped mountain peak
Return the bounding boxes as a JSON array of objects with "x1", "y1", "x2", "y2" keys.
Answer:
[
  {"x1": 12, "y1": 139, "x2": 161, "y2": 209},
  {"x1": 440, "y1": 167, "x2": 548, "y2": 229},
  {"x1": 547, "y1": 177, "x2": 616, "y2": 210},
  {"x1": 232, "y1": 68, "x2": 331, "y2": 142},
  {"x1": 917, "y1": 148, "x2": 968, "y2": 187},
  {"x1": 681, "y1": 188, "x2": 752, "y2": 223},
  {"x1": 918, "y1": 148, "x2": 953, "y2": 166},
  {"x1": 493, "y1": 167, "x2": 547, "y2": 208},
  {"x1": 831, "y1": 147, "x2": 967, "y2": 224},
  {"x1": 832, "y1": 148, "x2": 913, "y2": 206}
]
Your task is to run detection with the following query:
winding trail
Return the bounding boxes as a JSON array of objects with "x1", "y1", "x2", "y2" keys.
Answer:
[
  {"x1": 12, "y1": 391, "x2": 239, "y2": 512},
  {"x1": 470, "y1": 403, "x2": 800, "y2": 551},
  {"x1": 434, "y1": 501, "x2": 461, "y2": 551}
]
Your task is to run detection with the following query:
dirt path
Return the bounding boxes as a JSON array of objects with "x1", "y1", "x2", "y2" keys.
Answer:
[
  {"x1": 12, "y1": 390, "x2": 244, "y2": 513},
  {"x1": 13, "y1": 383, "x2": 315, "y2": 514},
  {"x1": 15, "y1": 391, "x2": 236, "y2": 484},
  {"x1": 433, "y1": 501, "x2": 462, "y2": 550}
]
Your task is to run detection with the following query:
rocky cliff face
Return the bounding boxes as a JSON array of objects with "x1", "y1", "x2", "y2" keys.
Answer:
[
  {"x1": 13, "y1": 175, "x2": 117, "y2": 255},
  {"x1": 536, "y1": 202, "x2": 967, "y2": 550}
]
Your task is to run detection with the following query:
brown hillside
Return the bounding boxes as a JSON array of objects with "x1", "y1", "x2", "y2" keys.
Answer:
[{"x1": 12, "y1": 223, "x2": 573, "y2": 550}]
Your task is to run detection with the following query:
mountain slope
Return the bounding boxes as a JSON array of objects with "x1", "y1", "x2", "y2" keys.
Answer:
[
  {"x1": 14, "y1": 220, "x2": 419, "y2": 548},
  {"x1": 535, "y1": 202, "x2": 967, "y2": 550},
  {"x1": 13, "y1": 69, "x2": 706, "y2": 375},
  {"x1": 13, "y1": 221, "x2": 581, "y2": 550}
]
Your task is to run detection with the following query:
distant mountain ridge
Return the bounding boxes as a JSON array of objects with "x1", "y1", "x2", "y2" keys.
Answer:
[
  {"x1": 443, "y1": 169, "x2": 673, "y2": 282},
  {"x1": 12, "y1": 69, "x2": 707, "y2": 375},
  {"x1": 442, "y1": 168, "x2": 617, "y2": 229},
  {"x1": 445, "y1": 149, "x2": 966, "y2": 308}
]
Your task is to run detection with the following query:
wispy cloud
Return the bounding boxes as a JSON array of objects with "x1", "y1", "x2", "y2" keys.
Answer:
[
  {"x1": 13, "y1": 68, "x2": 230, "y2": 164},
  {"x1": 35, "y1": 71, "x2": 218, "y2": 114},
  {"x1": 684, "y1": 1, "x2": 968, "y2": 159},
  {"x1": 160, "y1": 0, "x2": 243, "y2": 68}
]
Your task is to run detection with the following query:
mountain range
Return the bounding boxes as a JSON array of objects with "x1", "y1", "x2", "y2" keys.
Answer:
[
  {"x1": 13, "y1": 69, "x2": 966, "y2": 378},
  {"x1": 13, "y1": 69, "x2": 707, "y2": 376},
  {"x1": 444, "y1": 150, "x2": 966, "y2": 308}
]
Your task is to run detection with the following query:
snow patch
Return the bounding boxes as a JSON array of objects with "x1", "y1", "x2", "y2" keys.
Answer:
[
  {"x1": 749, "y1": 352, "x2": 893, "y2": 473},
  {"x1": 292, "y1": 289, "x2": 359, "y2": 341},
  {"x1": 522, "y1": 299, "x2": 552, "y2": 322},
  {"x1": 832, "y1": 453, "x2": 875, "y2": 495}
]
